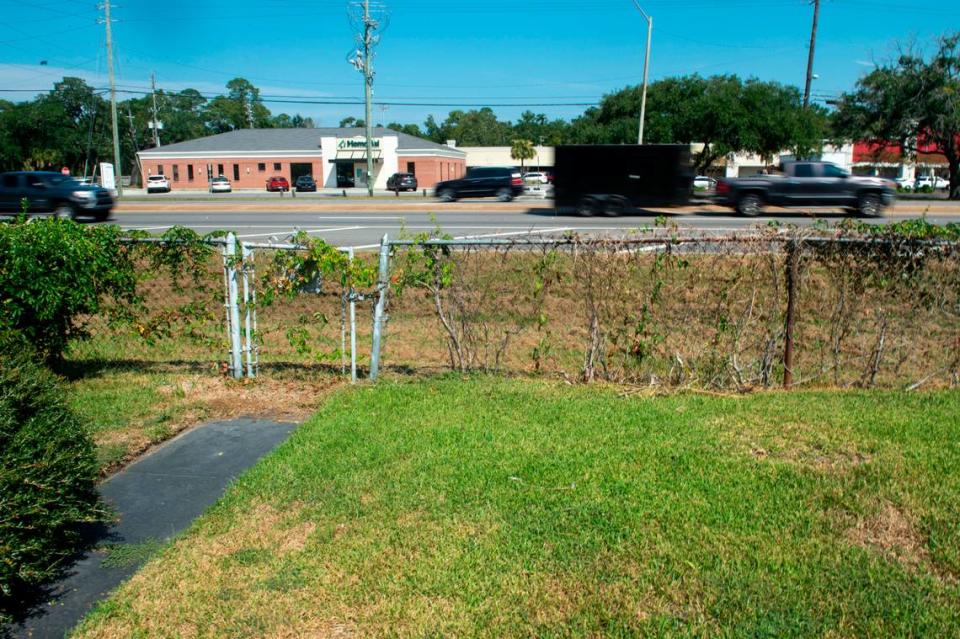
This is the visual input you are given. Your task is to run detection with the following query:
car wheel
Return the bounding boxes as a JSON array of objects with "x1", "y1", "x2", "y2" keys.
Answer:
[
  {"x1": 94, "y1": 211, "x2": 110, "y2": 222},
  {"x1": 736, "y1": 194, "x2": 763, "y2": 217},
  {"x1": 496, "y1": 188, "x2": 514, "y2": 202},
  {"x1": 53, "y1": 204, "x2": 75, "y2": 220},
  {"x1": 577, "y1": 198, "x2": 597, "y2": 217},
  {"x1": 858, "y1": 193, "x2": 883, "y2": 218},
  {"x1": 438, "y1": 189, "x2": 456, "y2": 202}
]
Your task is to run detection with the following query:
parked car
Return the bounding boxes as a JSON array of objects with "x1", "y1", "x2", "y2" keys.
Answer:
[
  {"x1": 146, "y1": 174, "x2": 171, "y2": 193},
  {"x1": 714, "y1": 161, "x2": 895, "y2": 217},
  {"x1": 435, "y1": 167, "x2": 524, "y2": 202},
  {"x1": 914, "y1": 175, "x2": 949, "y2": 190},
  {"x1": 386, "y1": 172, "x2": 417, "y2": 191},
  {"x1": 294, "y1": 175, "x2": 317, "y2": 192},
  {"x1": 0, "y1": 171, "x2": 113, "y2": 220},
  {"x1": 693, "y1": 175, "x2": 717, "y2": 190},
  {"x1": 208, "y1": 175, "x2": 232, "y2": 193},
  {"x1": 895, "y1": 177, "x2": 914, "y2": 191},
  {"x1": 266, "y1": 176, "x2": 290, "y2": 192},
  {"x1": 522, "y1": 172, "x2": 549, "y2": 185}
]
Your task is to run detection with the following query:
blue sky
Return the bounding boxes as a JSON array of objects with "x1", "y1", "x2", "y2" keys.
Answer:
[{"x1": 1, "y1": 0, "x2": 957, "y2": 127}]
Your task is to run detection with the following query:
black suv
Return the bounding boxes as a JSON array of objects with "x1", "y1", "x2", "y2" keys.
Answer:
[
  {"x1": 387, "y1": 172, "x2": 418, "y2": 192},
  {"x1": 295, "y1": 175, "x2": 317, "y2": 192},
  {"x1": 434, "y1": 167, "x2": 524, "y2": 202},
  {"x1": 0, "y1": 171, "x2": 113, "y2": 220}
]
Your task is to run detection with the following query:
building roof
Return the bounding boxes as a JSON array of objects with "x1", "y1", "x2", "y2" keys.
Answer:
[{"x1": 138, "y1": 128, "x2": 464, "y2": 155}]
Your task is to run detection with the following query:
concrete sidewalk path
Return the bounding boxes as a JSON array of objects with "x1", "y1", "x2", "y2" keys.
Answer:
[{"x1": 11, "y1": 418, "x2": 297, "y2": 639}]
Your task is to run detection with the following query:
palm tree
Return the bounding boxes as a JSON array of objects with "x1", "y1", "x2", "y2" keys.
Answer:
[{"x1": 510, "y1": 138, "x2": 535, "y2": 173}]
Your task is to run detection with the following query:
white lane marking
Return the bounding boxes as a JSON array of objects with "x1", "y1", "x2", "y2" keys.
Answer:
[
  {"x1": 124, "y1": 225, "x2": 172, "y2": 231},
  {"x1": 236, "y1": 226, "x2": 363, "y2": 239},
  {"x1": 453, "y1": 227, "x2": 573, "y2": 239}
]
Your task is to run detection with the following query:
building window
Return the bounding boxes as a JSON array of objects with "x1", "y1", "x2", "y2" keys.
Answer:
[
  {"x1": 188, "y1": 165, "x2": 194, "y2": 181},
  {"x1": 157, "y1": 164, "x2": 164, "y2": 175},
  {"x1": 217, "y1": 163, "x2": 224, "y2": 177},
  {"x1": 407, "y1": 161, "x2": 415, "y2": 175},
  {"x1": 172, "y1": 165, "x2": 179, "y2": 182},
  {"x1": 233, "y1": 164, "x2": 240, "y2": 181},
  {"x1": 273, "y1": 162, "x2": 281, "y2": 171},
  {"x1": 258, "y1": 162, "x2": 266, "y2": 172}
]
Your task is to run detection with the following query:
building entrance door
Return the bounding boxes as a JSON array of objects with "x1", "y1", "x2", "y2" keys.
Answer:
[
  {"x1": 335, "y1": 161, "x2": 354, "y2": 187},
  {"x1": 290, "y1": 163, "x2": 313, "y2": 184}
]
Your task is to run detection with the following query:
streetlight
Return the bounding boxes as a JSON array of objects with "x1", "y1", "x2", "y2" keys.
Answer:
[{"x1": 632, "y1": 1, "x2": 652, "y2": 145}]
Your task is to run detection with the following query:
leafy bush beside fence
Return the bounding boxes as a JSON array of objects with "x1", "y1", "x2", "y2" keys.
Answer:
[{"x1": 0, "y1": 334, "x2": 103, "y2": 622}]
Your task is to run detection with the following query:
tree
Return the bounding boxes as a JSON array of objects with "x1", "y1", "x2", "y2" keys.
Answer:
[
  {"x1": 339, "y1": 116, "x2": 364, "y2": 128},
  {"x1": 568, "y1": 75, "x2": 826, "y2": 173},
  {"x1": 386, "y1": 121, "x2": 424, "y2": 137},
  {"x1": 510, "y1": 138, "x2": 535, "y2": 172},
  {"x1": 423, "y1": 108, "x2": 512, "y2": 145},
  {"x1": 204, "y1": 78, "x2": 272, "y2": 132},
  {"x1": 833, "y1": 33, "x2": 960, "y2": 199}
]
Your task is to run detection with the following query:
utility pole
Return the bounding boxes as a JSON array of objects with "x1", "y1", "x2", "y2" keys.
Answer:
[
  {"x1": 803, "y1": 0, "x2": 820, "y2": 108},
  {"x1": 349, "y1": 0, "x2": 386, "y2": 197},
  {"x1": 102, "y1": 0, "x2": 122, "y2": 195},
  {"x1": 632, "y1": 1, "x2": 652, "y2": 144},
  {"x1": 150, "y1": 72, "x2": 161, "y2": 146},
  {"x1": 362, "y1": 0, "x2": 374, "y2": 197}
]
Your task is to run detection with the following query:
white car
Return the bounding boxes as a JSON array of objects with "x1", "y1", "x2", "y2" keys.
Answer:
[
  {"x1": 146, "y1": 175, "x2": 171, "y2": 193},
  {"x1": 209, "y1": 176, "x2": 232, "y2": 193},
  {"x1": 914, "y1": 175, "x2": 949, "y2": 190},
  {"x1": 693, "y1": 175, "x2": 717, "y2": 190},
  {"x1": 522, "y1": 172, "x2": 549, "y2": 184},
  {"x1": 894, "y1": 177, "x2": 914, "y2": 191}
]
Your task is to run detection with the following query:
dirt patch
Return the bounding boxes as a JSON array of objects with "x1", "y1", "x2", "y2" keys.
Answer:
[{"x1": 846, "y1": 501, "x2": 936, "y2": 575}]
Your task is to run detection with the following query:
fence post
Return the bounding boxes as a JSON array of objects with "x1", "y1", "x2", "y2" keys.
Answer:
[
  {"x1": 783, "y1": 238, "x2": 799, "y2": 389},
  {"x1": 241, "y1": 243, "x2": 255, "y2": 379},
  {"x1": 369, "y1": 234, "x2": 390, "y2": 381},
  {"x1": 225, "y1": 232, "x2": 243, "y2": 380},
  {"x1": 348, "y1": 247, "x2": 358, "y2": 384}
]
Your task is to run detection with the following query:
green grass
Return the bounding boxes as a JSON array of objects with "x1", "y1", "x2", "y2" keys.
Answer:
[{"x1": 72, "y1": 378, "x2": 960, "y2": 637}]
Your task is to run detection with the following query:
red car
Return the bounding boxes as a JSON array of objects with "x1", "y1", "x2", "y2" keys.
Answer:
[{"x1": 266, "y1": 176, "x2": 290, "y2": 192}]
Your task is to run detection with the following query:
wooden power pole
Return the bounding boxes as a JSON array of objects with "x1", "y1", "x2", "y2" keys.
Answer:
[{"x1": 803, "y1": 0, "x2": 821, "y2": 108}]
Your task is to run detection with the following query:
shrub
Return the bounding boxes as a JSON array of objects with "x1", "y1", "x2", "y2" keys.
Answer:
[
  {"x1": 0, "y1": 218, "x2": 139, "y2": 365},
  {"x1": 0, "y1": 332, "x2": 102, "y2": 621}
]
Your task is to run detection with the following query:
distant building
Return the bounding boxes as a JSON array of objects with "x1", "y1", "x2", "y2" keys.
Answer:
[
  {"x1": 460, "y1": 145, "x2": 555, "y2": 172},
  {"x1": 137, "y1": 128, "x2": 465, "y2": 190}
]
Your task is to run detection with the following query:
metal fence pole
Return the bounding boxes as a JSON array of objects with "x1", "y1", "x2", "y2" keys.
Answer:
[
  {"x1": 348, "y1": 247, "x2": 357, "y2": 384},
  {"x1": 783, "y1": 239, "x2": 799, "y2": 389},
  {"x1": 369, "y1": 234, "x2": 390, "y2": 381},
  {"x1": 225, "y1": 232, "x2": 243, "y2": 380},
  {"x1": 241, "y1": 243, "x2": 255, "y2": 378}
]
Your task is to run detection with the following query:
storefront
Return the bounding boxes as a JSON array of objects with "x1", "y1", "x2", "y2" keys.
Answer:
[{"x1": 137, "y1": 128, "x2": 466, "y2": 190}]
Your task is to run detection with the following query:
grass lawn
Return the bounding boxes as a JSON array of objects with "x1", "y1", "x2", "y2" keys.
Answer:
[{"x1": 72, "y1": 378, "x2": 960, "y2": 637}]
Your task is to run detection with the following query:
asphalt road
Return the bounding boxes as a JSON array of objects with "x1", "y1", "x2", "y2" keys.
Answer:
[{"x1": 107, "y1": 201, "x2": 960, "y2": 249}]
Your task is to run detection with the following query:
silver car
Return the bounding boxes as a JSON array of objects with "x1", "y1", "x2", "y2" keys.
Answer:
[{"x1": 209, "y1": 176, "x2": 232, "y2": 193}]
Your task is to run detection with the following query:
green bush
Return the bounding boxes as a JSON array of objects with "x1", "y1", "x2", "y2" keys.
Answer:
[
  {"x1": 0, "y1": 332, "x2": 102, "y2": 622},
  {"x1": 0, "y1": 218, "x2": 138, "y2": 365}
]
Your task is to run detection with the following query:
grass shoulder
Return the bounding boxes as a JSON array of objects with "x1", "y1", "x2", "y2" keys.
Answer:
[{"x1": 73, "y1": 378, "x2": 960, "y2": 637}]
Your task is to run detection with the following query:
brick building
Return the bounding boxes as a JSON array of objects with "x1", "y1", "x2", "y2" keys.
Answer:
[{"x1": 136, "y1": 128, "x2": 466, "y2": 190}]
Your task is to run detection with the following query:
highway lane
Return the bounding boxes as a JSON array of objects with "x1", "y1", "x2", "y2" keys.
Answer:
[{"x1": 107, "y1": 206, "x2": 960, "y2": 249}]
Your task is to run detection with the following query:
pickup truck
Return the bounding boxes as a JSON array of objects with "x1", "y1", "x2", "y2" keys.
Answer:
[
  {"x1": 0, "y1": 171, "x2": 114, "y2": 220},
  {"x1": 714, "y1": 161, "x2": 895, "y2": 217}
]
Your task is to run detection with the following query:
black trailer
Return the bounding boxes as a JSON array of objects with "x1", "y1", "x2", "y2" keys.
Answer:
[{"x1": 553, "y1": 144, "x2": 694, "y2": 216}]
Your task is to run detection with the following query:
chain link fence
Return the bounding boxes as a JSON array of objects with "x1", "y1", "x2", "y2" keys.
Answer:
[{"x1": 69, "y1": 225, "x2": 960, "y2": 391}]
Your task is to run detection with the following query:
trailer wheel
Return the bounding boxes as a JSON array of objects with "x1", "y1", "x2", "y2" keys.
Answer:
[
  {"x1": 736, "y1": 193, "x2": 763, "y2": 217},
  {"x1": 603, "y1": 199, "x2": 626, "y2": 217},
  {"x1": 577, "y1": 198, "x2": 598, "y2": 217}
]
